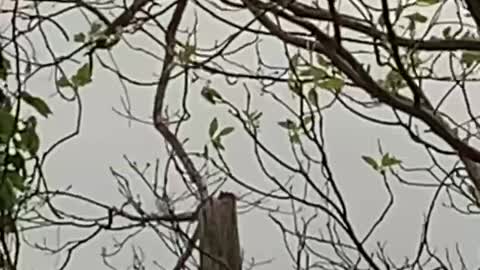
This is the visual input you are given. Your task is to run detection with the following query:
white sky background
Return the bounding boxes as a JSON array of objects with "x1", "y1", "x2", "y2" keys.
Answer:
[{"x1": 1, "y1": 0, "x2": 480, "y2": 269}]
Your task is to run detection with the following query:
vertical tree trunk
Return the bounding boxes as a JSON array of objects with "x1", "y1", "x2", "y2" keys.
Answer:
[{"x1": 199, "y1": 192, "x2": 241, "y2": 270}]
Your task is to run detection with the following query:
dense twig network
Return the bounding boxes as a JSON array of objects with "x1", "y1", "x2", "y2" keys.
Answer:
[{"x1": 0, "y1": 0, "x2": 480, "y2": 269}]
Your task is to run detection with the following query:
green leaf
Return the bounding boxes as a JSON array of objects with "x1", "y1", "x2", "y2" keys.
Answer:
[
  {"x1": 92, "y1": 35, "x2": 118, "y2": 50},
  {"x1": 0, "y1": 214, "x2": 16, "y2": 233},
  {"x1": 21, "y1": 93, "x2": 52, "y2": 118},
  {"x1": 300, "y1": 66, "x2": 327, "y2": 81},
  {"x1": 316, "y1": 54, "x2": 328, "y2": 66},
  {"x1": 288, "y1": 80, "x2": 302, "y2": 95},
  {"x1": 212, "y1": 137, "x2": 225, "y2": 150},
  {"x1": 71, "y1": 63, "x2": 92, "y2": 87},
  {"x1": 290, "y1": 53, "x2": 300, "y2": 67},
  {"x1": 56, "y1": 76, "x2": 72, "y2": 88},
  {"x1": 362, "y1": 155, "x2": 379, "y2": 171},
  {"x1": 384, "y1": 70, "x2": 406, "y2": 91},
  {"x1": 89, "y1": 22, "x2": 103, "y2": 35},
  {"x1": 318, "y1": 78, "x2": 344, "y2": 92},
  {"x1": 178, "y1": 44, "x2": 196, "y2": 64},
  {"x1": 299, "y1": 69, "x2": 312, "y2": 77},
  {"x1": 405, "y1": 12, "x2": 428, "y2": 23},
  {"x1": 20, "y1": 127, "x2": 40, "y2": 156},
  {"x1": 9, "y1": 153, "x2": 26, "y2": 177},
  {"x1": 0, "y1": 152, "x2": 6, "y2": 166},
  {"x1": 201, "y1": 87, "x2": 222, "y2": 105},
  {"x1": 209, "y1": 118, "x2": 218, "y2": 137},
  {"x1": 290, "y1": 132, "x2": 301, "y2": 144},
  {"x1": 461, "y1": 51, "x2": 480, "y2": 67},
  {"x1": 0, "y1": 110, "x2": 15, "y2": 143},
  {"x1": 302, "y1": 115, "x2": 313, "y2": 126},
  {"x1": 6, "y1": 171, "x2": 25, "y2": 191},
  {"x1": 74, "y1": 33, "x2": 86, "y2": 43},
  {"x1": 278, "y1": 119, "x2": 296, "y2": 130},
  {"x1": 24, "y1": 116, "x2": 37, "y2": 130},
  {"x1": 416, "y1": 0, "x2": 440, "y2": 6},
  {"x1": 246, "y1": 111, "x2": 262, "y2": 129},
  {"x1": 0, "y1": 180, "x2": 15, "y2": 210},
  {"x1": 219, "y1": 127, "x2": 234, "y2": 137},
  {"x1": 381, "y1": 153, "x2": 402, "y2": 167}
]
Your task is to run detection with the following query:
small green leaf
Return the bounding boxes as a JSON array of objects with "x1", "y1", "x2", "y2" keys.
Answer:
[
  {"x1": 89, "y1": 22, "x2": 103, "y2": 35},
  {"x1": 290, "y1": 132, "x2": 301, "y2": 144},
  {"x1": 290, "y1": 53, "x2": 300, "y2": 67},
  {"x1": 56, "y1": 76, "x2": 72, "y2": 88},
  {"x1": 201, "y1": 87, "x2": 222, "y2": 105},
  {"x1": 74, "y1": 33, "x2": 86, "y2": 43},
  {"x1": 316, "y1": 55, "x2": 328, "y2": 66},
  {"x1": 209, "y1": 118, "x2": 218, "y2": 137},
  {"x1": 381, "y1": 153, "x2": 402, "y2": 167},
  {"x1": 299, "y1": 69, "x2": 312, "y2": 77},
  {"x1": 405, "y1": 12, "x2": 428, "y2": 23},
  {"x1": 302, "y1": 115, "x2": 313, "y2": 126},
  {"x1": 0, "y1": 180, "x2": 15, "y2": 210},
  {"x1": 178, "y1": 44, "x2": 196, "y2": 64},
  {"x1": 246, "y1": 111, "x2": 262, "y2": 129},
  {"x1": 288, "y1": 80, "x2": 302, "y2": 95},
  {"x1": 0, "y1": 110, "x2": 15, "y2": 142},
  {"x1": 6, "y1": 171, "x2": 25, "y2": 191},
  {"x1": 300, "y1": 66, "x2": 327, "y2": 81},
  {"x1": 0, "y1": 152, "x2": 6, "y2": 165},
  {"x1": 71, "y1": 63, "x2": 92, "y2": 87},
  {"x1": 219, "y1": 127, "x2": 234, "y2": 137},
  {"x1": 318, "y1": 78, "x2": 344, "y2": 92},
  {"x1": 212, "y1": 137, "x2": 225, "y2": 150},
  {"x1": 24, "y1": 116, "x2": 37, "y2": 130},
  {"x1": 384, "y1": 70, "x2": 406, "y2": 91},
  {"x1": 9, "y1": 153, "x2": 26, "y2": 177},
  {"x1": 278, "y1": 119, "x2": 296, "y2": 130},
  {"x1": 461, "y1": 51, "x2": 480, "y2": 67},
  {"x1": 362, "y1": 155, "x2": 379, "y2": 171},
  {"x1": 20, "y1": 127, "x2": 40, "y2": 156},
  {"x1": 21, "y1": 93, "x2": 52, "y2": 118}
]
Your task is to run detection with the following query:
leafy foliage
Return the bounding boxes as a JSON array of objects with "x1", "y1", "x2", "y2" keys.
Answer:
[
  {"x1": 362, "y1": 153, "x2": 402, "y2": 174},
  {"x1": 288, "y1": 53, "x2": 345, "y2": 98},
  {"x1": 0, "y1": 112, "x2": 41, "y2": 210},
  {"x1": 21, "y1": 93, "x2": 52, "y2": 118},
  {"x1": 208, "y1": 117, "x2": 234, "y2": 150},
  {"x1": 0, "y1": 53, "x2": 43, "y2": 211},
  {"x1": 56, "y1": 63, "x2": 93, "y2": 90},
  {"x1": 201, "y1": 86, "x2": 223, "y2": 105},
  {"x1": 178, "y1": 44, "x2": 196, "y2": 64}
]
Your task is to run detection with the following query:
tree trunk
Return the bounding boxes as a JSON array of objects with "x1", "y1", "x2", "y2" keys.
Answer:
[{"x1": 199, "y1": 192, "x2": 241, "y2": 270}]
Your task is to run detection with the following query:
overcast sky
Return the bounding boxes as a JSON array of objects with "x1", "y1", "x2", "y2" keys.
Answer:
[{"x1": 2, "y1": 0, "x2": 480, "y2": 269}]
